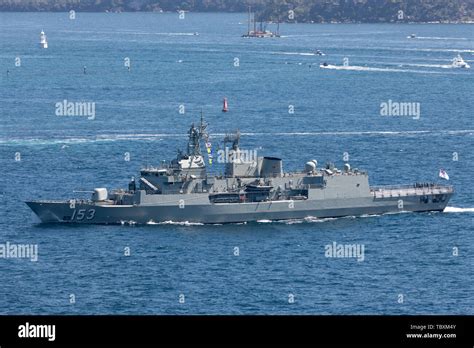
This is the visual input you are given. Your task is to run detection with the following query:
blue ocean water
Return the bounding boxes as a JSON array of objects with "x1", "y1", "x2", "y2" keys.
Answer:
[{"x1": 0, "y1": 13, "x2": 473, "y2": 314}]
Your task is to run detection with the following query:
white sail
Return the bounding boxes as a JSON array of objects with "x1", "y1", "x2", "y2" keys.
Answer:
[{"x1": 39, "y1": 30, "x2": 48, "y2": 48}]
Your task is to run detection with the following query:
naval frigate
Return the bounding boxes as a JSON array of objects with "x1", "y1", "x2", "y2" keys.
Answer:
[{"x1": 26, "y1": 117, "x2": 454, "y2": 224}]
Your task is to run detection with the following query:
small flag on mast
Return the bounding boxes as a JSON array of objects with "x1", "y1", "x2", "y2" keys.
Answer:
[
  {"x1": 439, "y1": 169, "x2": 449, "y2": 180},
  {"x1": 205, "y1": 142, "x2": 212, "y2": 165}
]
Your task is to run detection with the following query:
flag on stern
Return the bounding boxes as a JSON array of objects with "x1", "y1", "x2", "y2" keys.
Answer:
[{"x1": 439, "y1": 169, "x2": 449, "y2": 180}]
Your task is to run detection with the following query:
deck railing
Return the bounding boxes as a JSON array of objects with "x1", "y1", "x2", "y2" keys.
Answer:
[{"x1": 370, "y1": 184, "x2": 453, "y2": 198}]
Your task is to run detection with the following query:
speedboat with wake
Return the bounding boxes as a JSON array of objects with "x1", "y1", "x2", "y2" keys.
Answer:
[{"x1": 451, "y1": 55, "x2": 470, "y2": 69}]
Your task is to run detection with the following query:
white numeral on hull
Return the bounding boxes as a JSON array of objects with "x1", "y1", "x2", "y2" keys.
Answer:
[{"x1": 71, "y1": 208, "x2": 95, "y2": 221}]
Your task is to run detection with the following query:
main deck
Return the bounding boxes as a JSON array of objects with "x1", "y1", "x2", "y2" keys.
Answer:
[{"x1": 370, "y1": 184, "x2": 454, "y2": 199}]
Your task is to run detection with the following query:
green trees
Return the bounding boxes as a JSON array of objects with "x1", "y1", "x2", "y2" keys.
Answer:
[{"x1": 0, "y1": 0, "x2": 472, "y2": 23}]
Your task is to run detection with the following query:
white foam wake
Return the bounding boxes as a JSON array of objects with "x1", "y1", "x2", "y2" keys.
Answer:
[
  {"x1": 319, "y1": 64, "x2": 456, "y2": 74},
  {"x1": 147, "y1": 220, "x2": 204, "y2": 226},
  {"x1": 359, "y1": 47, "x2": 474, "y2": 54},
  {"x1": 59, "y1": 30, "x2": 199, "y2": 36},
  {"x1": 120, "y1": 220, "x2": 136, "y2": 226},
  {"x1": 2, "y1": 130, "x2": 472, "y2": 146},
  {"x1": 272, "y1": 51, "x2": 316, "y2": 56},
  {"x1": 412, "y1": 36, "x2": 469, "y2": 41},
  {"x1": 443, "y1": 207, "x2": 474, "y2": 213},
  {"x1": 398, "y1": 63, "x2": 457, "y2": 69},
  {"x1": 261, "y1": 216, "x2": 342, "y2": 224},
  {"x1": 250, "y1": 130, "x2": 473, "y2": 137}
]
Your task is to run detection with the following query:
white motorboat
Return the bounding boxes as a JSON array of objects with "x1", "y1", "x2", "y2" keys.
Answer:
[
  {"x1": 315, "y1": 49, "x2": 325, "y2": 56},
  {"x1": 451, "y1": 55, "x2": 470, "y2": 69}
]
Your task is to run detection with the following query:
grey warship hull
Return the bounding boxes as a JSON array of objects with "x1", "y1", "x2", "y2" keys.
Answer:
[
  {"x1": 26, "y1": 117, "x2": 454, "y2": 225},
  {"x1": 26, "y1": 185, "x2": 453, "y2": 224}
]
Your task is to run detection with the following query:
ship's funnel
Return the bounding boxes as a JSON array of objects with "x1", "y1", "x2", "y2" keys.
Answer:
[{"x1": 260, "y1": 157, "x2": 282, "y2": 177}]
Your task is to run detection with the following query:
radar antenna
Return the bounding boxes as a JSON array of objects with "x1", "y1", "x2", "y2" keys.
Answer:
[{"x1": 224, "y1": 130, "x2": 241, "y2": 151}]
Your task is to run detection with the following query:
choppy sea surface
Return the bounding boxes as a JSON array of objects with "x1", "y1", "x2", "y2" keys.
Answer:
[{"x1": 0, "y1": 13, "x2": 473, "y2": 314}]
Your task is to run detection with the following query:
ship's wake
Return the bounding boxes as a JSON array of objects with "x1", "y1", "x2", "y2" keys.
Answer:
[
  {"x1": 120, "y1": 208, "x2": 470, "y2": 227},
  {"x1": 396, "y1": 63, "x2": 458, "y2": 69},
  {"x1": 410, "y1": 36, "x2": 469, "y2": 41},
  {"x1": 272, "y1": 51, "x2": 316, "y2": 56},
  {"x1": 2, "y1": 130, "x2": 472, "y2": 146},
  {"x1": 443, "y1": 207, "x2": 474, "y2": 213},
  {"x1": 319, "y1": 64, "x2": 458, "y2": 74},
  {"x1": 147, "y1": 220, "x2": 205, "y2": 226},
  {"x1": 277, "y1": 214, "x2": 384, "y2": 224}
]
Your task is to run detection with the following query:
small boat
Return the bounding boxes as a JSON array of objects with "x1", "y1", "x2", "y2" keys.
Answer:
[
  {"x1": 245, "y1": 184, "x2": 273, "y2": 192},
  {"x1": 321, "y1": 62, "x2": 329, "y2": 67},
  {"x1": 222, "y1": 97, "x2": 228, "y2": 112},
  {"x1": 315, "y1": 49, "x2": 325, "y2": 56},
  {"x1": 40, "y1": 30, "x2": 48, "y2": 48},
  {"x1": 451, "y1": 55, "x2": 470, "y2": 69},
  {"x1": 407, "y1": 33, "x2": 416, "y2": 39}
]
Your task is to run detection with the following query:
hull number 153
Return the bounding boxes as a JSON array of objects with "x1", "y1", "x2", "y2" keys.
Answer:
[{"x1": 71, "y1": 209, "x2": 96, "y2": 221}]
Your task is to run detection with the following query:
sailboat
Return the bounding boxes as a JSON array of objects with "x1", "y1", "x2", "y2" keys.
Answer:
[
  {"x1": 222, "y1": 98, "x2": 228, "y2": 112},
  {"x1": 242, "y1": 7, "x2": 280, "y2": 38},
  {"x1": 40, "y1": 30, "x2": 48, "y2": 48}
]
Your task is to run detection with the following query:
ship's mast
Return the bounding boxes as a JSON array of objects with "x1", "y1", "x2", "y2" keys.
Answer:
[
  {"x1": 186, "y1": 111, "x2": 208, "y2": 156},
  {"x1": 187, "y1": 124, "x2": 200, "y2": 156},
  {"x1": 253, "y1": 11, "x2": 257, "y2": 34},
  {"x1": 199, "y1": 109, "x2": 209, "y2": 145},
  {"x1": 247, "y1": 6, "x2": 251, "y2": 35}
]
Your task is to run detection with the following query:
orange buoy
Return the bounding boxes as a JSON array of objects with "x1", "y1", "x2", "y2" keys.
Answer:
[{"x1": 222, "y1": 97, "x2": 228, "y2": 112}]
